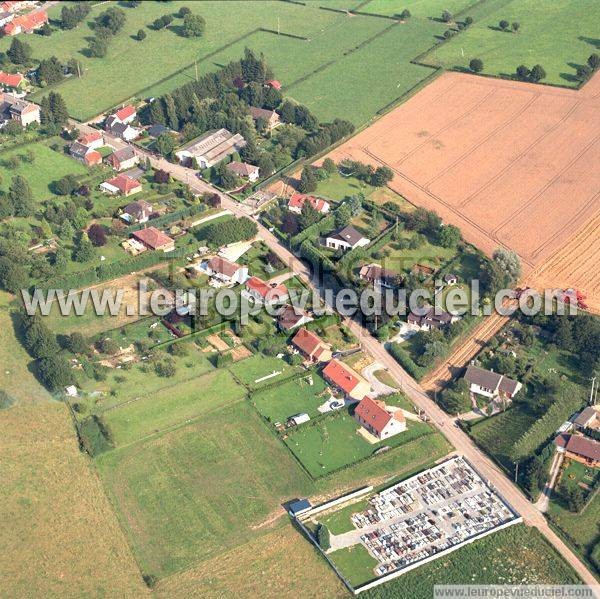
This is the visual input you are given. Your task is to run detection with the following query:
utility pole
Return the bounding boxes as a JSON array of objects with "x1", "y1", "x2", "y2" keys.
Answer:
[
  {"x1": 514, "y1": 461, "x2": 519, "y2": 483},
  {"x1": 194, "y1": 61, "x2": 198, "y2": 82},
  {"x1": 590, "y1": 376, "x2": 597, "y2": 405},
  {"x1": 277, "y1": 17, "x2": 280, "y2": 35}
]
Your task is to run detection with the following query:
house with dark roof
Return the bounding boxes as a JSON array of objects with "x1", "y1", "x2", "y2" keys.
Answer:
[
  {"x1": 354, "y1": 396, "x2": 406, "y2": 441},
  {"x1": 131, "y1": 227, "x2": 174, "y2": 252},
  {"x1": 120, "y1": 199, "x2": 153, "y2": 223},
  {"x1": 288, "y1": 193, "x2": 330, "y2": 215},
  {"x1": 249, "y1": 106, "x2": 280, "y2": 131},
  {"x1": 291, "y1": 328, "x2": 331, "y2": 363},
  {"x1": 407, "y1": 306, "x2": 454, "y2": 331},
  {"x1": 359, "y1": 263, "x2": 398, "y2": 289},
  {"x1": 226, "y1": 161, "x2": 259, "y2": 182},
  {"x1": 556, "y1": 434, "x2": 600, "y2": 468},
  {"x1": 106, "y1": 117, "x2": 140, "y2": 141},
  {"x1": 573, "y1": 406, "x2": 600, "y2": 431},
  {"x1": 0, "y1": 92, "x2": 39, "y2": 127},
  {"x1": 464, "y1": 365, "x2": 522, "y2": 400},
  {"x1": 277, "y1": 304, "x2": 313, "y2": 332},
  {"x1": 147, "y1": 123, "x2": 170, "y2": 138},
  {"x1": 107, "y1": 146, "x2": 139, "y2": 171},
  {"x1": 69, "y1": 141, "x2": 103, "y2": 166},
  {"x1": 322, "y1": 359, "x2": 371, "y2": 401},
  {"x1": 323, "y1": 225, "x2": 369, "y2": 251}
]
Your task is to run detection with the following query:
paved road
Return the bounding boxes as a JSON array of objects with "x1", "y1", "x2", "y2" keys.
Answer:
[{"x1": 72, "y1": 122, "x2": 599, "y2": 588}]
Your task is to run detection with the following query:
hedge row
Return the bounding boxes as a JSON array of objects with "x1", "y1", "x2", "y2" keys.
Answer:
[
  {"x1": 39, "y1": 249, "x2": 167, "y2": 291},
  {"x1": 126, "y1": 203, "x2": 207, "y2": 233},
  {"x1": 388, "y1": 342, "x2": 427, "y2": 380}
]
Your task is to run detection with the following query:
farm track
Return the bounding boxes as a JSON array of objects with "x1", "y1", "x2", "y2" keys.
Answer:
[{"x1": 420, "y1": 311, "x2": 510, "y2": 394}]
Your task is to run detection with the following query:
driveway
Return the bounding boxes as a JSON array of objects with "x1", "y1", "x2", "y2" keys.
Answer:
[{"x1": 362, "y1": 362, "x2": 396, "y2": 397}]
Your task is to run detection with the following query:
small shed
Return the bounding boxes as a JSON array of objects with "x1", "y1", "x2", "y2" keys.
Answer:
[
  {"x1": 444, "y1": 273, "x2": 458, "y2": 285},
  {"x1": 288, "y1": 413, "x2": 310, "y2": 426},
  {"x1": 288, "y1": 498, "x2": 312, "y2": 517}
]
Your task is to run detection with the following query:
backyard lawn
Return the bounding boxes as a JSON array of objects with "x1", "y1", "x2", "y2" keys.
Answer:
[
  {"x1": 421, "y1": 0, "x2": 600, "y2": 87},
  {"x1": 0, "y1": 140, "x2": 87, "y2": 203},
  {"x1": 284, "y1": 407, "x2": 436, "y2": 478},
  {"x1": 101, "y1": 368, "x2": 246, "y2": 446},
  {"x1": 228, "y1": 353, "x2": 300, "y2": 390},
  {"x1": 250, "y1": 370, "x2": 329, "y2": 424}
]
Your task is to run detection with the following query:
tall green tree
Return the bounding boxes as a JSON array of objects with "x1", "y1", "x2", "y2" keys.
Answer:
[
  {"x1": 182, "y1": 13, "x2": 206, "y2": 37},
  {"x1": 7, "y1": 38, "x2": 31, "y2": 64},
  {"x1": 9, "y1": 175, "x2": 34, "y2": 217}
]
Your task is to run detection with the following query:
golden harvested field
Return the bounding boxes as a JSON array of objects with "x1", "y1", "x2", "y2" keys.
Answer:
[
  {"x1": 323, "y1": 71, "x2": 600, "y2": 292},
  {"x1": 156, "y1": 522, "x2": 346, "y2": 599}
]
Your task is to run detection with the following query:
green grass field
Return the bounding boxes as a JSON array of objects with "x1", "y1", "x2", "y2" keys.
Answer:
[
  {"x1": 227, "y1": 353, "x2": 299, "y2": 390},
  {"x1": 0, "y1": 141, "x2": 87, "y2": 203},
  {"x1": 360, "y1": 0, "x2": 477, "y2": 18},
  {"x1": 284, "y1": 407, "x2": 435, "y2": 477},
  {"x1": 421, "y1": 0, "x2": 600, "y2": 87},
  {"x1": 250, "y1": 370, "x2": 329, "y2": 424},
  {"x1": 329, "y1": 544, "x2": 379, "y2": 587},
  {"x1": 96, "y1": 401, "x2": 314, "y2": 579},
  {"x1": 360, "y1": 524, "x2": 581, "y2": 597},
  {"x1": 77, "y1": 343, "x2": 215, "y2": 407},
  {"x1": 101, "y1": 368, "x2": 246, "y2": 446},
  {"x1": 18, "y1": 1, "x2": 454, "y2": 124}
]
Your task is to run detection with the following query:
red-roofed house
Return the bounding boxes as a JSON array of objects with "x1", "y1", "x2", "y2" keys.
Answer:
[
  {"x1": 245, "y1": 276, "x2": 288, "y2": 305},
  {"x1": 0, "y1": 71, "x2": 24, "y2": 89},
  {"x1": 288, "y1": 193, "x2": 330, "y2": 215},
  {"x1": 266, "y1": 79, "x2": 281, "y2": 90},
  {"x1": 100, "y1": 174, "x2": 142, "y2": 196},
  {"x1": 354, "y1": 397, "x2": 406, "y2": 441},
  {"x1": 112, "y1": 104, "x2": 137, "y2": 124},
  {"x1": 203, "y1": 256, "x2": 249, "y2": 285},
  {"x1": 322, "y1": 359, "x2": 371, "y2": 401},
  {"x1": 3, "y1": 10, "x2": 47, "y2": 35},
  {"x1": 292, "y1": 328, "x2": 332, "y2": 363},
  {"x1": 131, "y1": 227, "x2": 175, "y2": 252},
  {"x1": 83, "y1": 150, "x2": 102, "y2": 166},
  {"x1": 78, "y1": 130, "x2": 104, "y2": 150}
]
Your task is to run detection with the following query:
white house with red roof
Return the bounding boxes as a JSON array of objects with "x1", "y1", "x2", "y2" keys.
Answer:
[
  {"x1": 291, "y1": 328, "x2": 332, "y2": 363},
  {"x1": 110, "y1": 104, "x2": 136, "y2": 125},
  {"x1": 266, "y1": 79, "x2": 281, "y2": 90},
  {"x1": 288, "y1": 193, "x2": 330, "y2": 215},
  {"x1": 3, "y1": 10, "x2": 46, "y2": 35},
  {"x1": 131, "y1": 227, "x2": 174, "y2": 252},
  {"x1": 354, "y1": 396, "x2": 406, "y2": 441},
  {"x1": 100, "y1": 174, "x2": 142, "y2": 197},
  {"x1": 202, "y1": 256, "x2": 249, "y2": 285},
  {"x1": 244, "y1": 276, "x2": 288, "y2": 305},
  {"x1": 78, "y1": 130, "x2": 104, "y2": 151},
  {"x1": 0, "y1": 71, "x2": 24, "y2": 90},
  {"x1": 322, "y1": 359, "x2": 371, "y2": 401}
]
